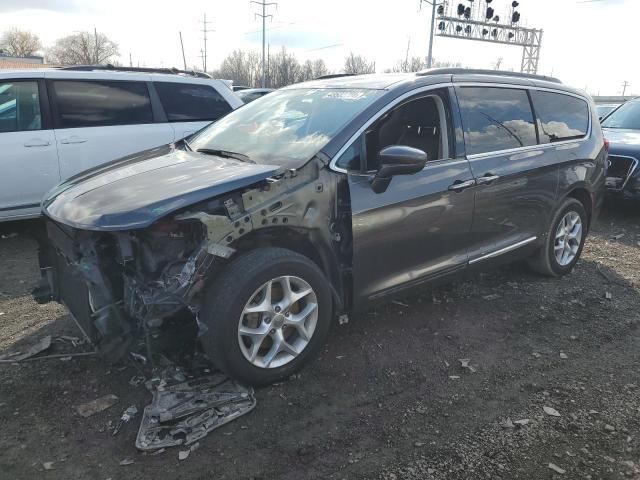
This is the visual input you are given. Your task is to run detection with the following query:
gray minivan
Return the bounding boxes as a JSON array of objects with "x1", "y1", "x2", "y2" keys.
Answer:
[{"x1": 35, "y1": 69, "x2": 606, "y2": 386}]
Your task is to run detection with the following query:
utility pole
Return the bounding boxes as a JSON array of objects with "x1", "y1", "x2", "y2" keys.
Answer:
[
  {"x1": 251, "y1": 0, "x2": 277, "y2": 88},
  {"x1": 179, "y1": 32, "x2": 187, "y2": 70},
  {"x1": 199, "y1": 13, "x2": 214, "y2": 72},
  {"x1": 94, "y1": 27, "x2": 98, "y2": 64},
  {"x1": 420, "y1": 0, "x2": 443, "y2": 69},
  {"x1": 199, "y1": 49, "x2": 206, "y2": 72},
  {"x1": 622, "y1": 80, "x2": 630, "y2": 98},
  {"x1": 129, "y1": 52, "x2": 133, "y2": 67},
  {"x1": 404, "y1": 37, "x2": 411, "y2": 71}
]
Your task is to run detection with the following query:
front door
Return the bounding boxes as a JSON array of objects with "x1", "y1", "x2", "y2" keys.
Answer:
[
  {"x1": 344, "y1": 90, "x2": 476, "y2": 304},
  {"x1": 0, "y1": 79, "x2": 60, "y2": 218}
]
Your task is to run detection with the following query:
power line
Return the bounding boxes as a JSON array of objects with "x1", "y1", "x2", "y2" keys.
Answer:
[
  {"x1": 251, "y1": 0, "x2": 277, "y2": 88},
  {"x1": 199, "y1": 13, "x2": 214, "y2": 72}
]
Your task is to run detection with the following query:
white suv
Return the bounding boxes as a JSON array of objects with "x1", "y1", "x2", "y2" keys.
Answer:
[{"x1": 0, "y1": 66, "x2": 243, "y2": 221}]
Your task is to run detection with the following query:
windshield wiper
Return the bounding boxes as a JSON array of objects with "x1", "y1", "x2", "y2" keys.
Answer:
[{"x1": 196, "y1": 148, "x2": 253, "y2": 163}]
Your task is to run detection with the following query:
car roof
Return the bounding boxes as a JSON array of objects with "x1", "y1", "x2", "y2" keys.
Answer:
[
  {"x1": 0, "y1": 67, "x2": 225, "y2": 83},
  {"x1": 284, "y1": 69, "x2": 585, "y2": 98}
]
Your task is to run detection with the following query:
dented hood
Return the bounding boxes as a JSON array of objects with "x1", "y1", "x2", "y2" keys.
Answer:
[{"x1": 43, "y1": 145, "x2": 281, "y2": 231}]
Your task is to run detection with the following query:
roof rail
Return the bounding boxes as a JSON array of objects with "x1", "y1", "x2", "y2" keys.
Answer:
[
  {"x1": 57, "y1": 64, "x2": 212, "y2": 79},
  {"x1": 315, "y1": 73, "x2": 358, "y2": 80},
  {"x1": 416, "y1": 68, "x2": 562, "y2": 84}
]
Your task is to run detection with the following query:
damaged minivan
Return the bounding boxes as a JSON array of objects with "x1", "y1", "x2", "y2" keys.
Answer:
[{"x1": 35, "y1": 69, "x2": 606, "y2": 386}]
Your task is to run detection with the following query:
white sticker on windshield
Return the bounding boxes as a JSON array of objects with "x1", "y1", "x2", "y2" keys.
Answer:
[{"x1": 323, "y1": 90, "x2": 367, "y2": 101}]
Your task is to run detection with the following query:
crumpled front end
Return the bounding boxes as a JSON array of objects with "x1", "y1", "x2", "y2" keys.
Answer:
[{"x1": 34, "y1": 158, "x2": 346, "y2": 362}]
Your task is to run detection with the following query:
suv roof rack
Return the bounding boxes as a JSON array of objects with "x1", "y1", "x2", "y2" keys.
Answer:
[
  {"x1": 416, "y1": 68, "x2": 562, "y2": 84},
  {"x1": 57, "y1": 64, "x2": 212, "y2": 79},
  {"x1": 315, "y1": 73, "x2": 358, "y2": 80}
]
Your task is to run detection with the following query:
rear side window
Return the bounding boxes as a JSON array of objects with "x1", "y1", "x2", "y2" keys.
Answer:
[
  {"x1": 531, "y1": 91, "x2": 589, "y2": 143},
  {"x1": 457, "y1": 87, "x2": 537, "y2": 156},
  {"x1": 0, "y1": 81, "x2": 41, "y2": 132},
  {"x1": 52, "y1": 80, "x2": 153, "y2": 128},
  {"x1": 154, "y1": 82, "x2": 232, "y2": 122}
]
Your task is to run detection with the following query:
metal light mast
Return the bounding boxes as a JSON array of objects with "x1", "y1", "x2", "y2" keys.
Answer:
[
  {"x1": 251, "y1": 0, "x2": 277, "y2": 88},
  {"x1": 434, "y1": 1, "x2": 543, "y2": 74}
]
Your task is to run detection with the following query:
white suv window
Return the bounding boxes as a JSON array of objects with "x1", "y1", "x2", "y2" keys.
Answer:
[
  {"x1": 52, "y1": 80, "x2": 153, "y2": 128},
  {"x1": 154, "y1": 82, "x2": 232, "y2": 122},
  {"x1": 0, "y1": 81, "x2": 41, "y2": 132}
]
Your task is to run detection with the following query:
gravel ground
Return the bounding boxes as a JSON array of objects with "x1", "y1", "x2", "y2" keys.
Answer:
[{"x1": 0, "y1": 204, "x2": 639, "y2": 480}]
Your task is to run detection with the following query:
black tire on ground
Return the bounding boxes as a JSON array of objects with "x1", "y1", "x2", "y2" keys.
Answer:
[
  {"x1": 527, "y1": 197, "x2": 588, "y2": 277},
  {"x1": 200, "y1": 247, "x2": 333, "y2": 386}
]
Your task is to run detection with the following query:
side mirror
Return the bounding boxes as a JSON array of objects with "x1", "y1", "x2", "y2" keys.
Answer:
[{"x1": 369, "y1": 145, "x2": 427, "y2": 193}]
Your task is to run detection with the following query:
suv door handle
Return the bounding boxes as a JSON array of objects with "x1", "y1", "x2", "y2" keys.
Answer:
[
  {"x1": 448, "y1": 179, "x2": 476, "y2": 192},
  {"x1": 476, "y1": 174, "x2": 500, "y2": 185},
  {"x1": 59, "y1": 137, "x2": 88, "y2": 144},
  {"x1": 24, "y1": 139, "x2": 51, "y2": 147}
]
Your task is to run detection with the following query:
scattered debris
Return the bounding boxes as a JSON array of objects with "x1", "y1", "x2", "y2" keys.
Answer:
[
  {"x1": 136, "y1": 372, "x2": 255, "y2": 451},
  {"x1": 548, "y1": 462, "x2": 566, "y2": 474},
  {"x1": 603, "y1": 455, "x2": 615, "y2": 463},
  {"x1": 391, "y1": 300, "x2": 409, "y2": 308},
  {"x1": 76, "y1": 394, "x2": 119, "y2": 418},
  {"x1": 0, "y1": 312, "x2": 4, "y2": 316},
  {"x1": 482, "y1": 294, "x2": 501, "y2": 301},
  {"x1": 532, "y1": 352, "x2": 541, "y2": 358},
  {"x1": 43, "y1": 461, "x2": 55, "y2": 470},
  {"x1": 449, "y1": 375, "x2": 460, "y2": 380},
  {"x1": 604, "y1": 424, "x2": 616, "y2": 432},
  {"x1": 458, "y1": 358, "x2": 477, "y2": 373},
  {"x1": 338, "y1": 314, "x2": 349, "y2": 325},
  {"x1": 501, "y1": 417, "x2": 515, "y2": 429},
  {"x1": 612, "y1": 233, "x2": 625, "y2": 240},
  {"x1": 178, "y1": 449, "x2": 190, "y2": 461},
  {"x1": 560, "y1": 352, "x2": 568, "y2": 359},
  {"x1": 129, "y1": 375, "x2": 145, "y2": 387},
  {"x1": 119, "y1": 459, "x2": 134, "y2": 466},
  {"x1": 543, "y1": 406, "x2": 561, "y2": 417},
  {"x1": 0, "y1": 335, "x2": 51, "y2": 362},
  {"x1": 605, "y1": 291, "x2": 613, "y2": 300},
  {"x1": 112, "y1": 405, "x2": 138, "y2": 436},
  {"x1": 413, "y1": 441, "x2": 425, "y2": 447},
  {"x1": 514, "y1": 419, "x2": 530, "y2": 426}
]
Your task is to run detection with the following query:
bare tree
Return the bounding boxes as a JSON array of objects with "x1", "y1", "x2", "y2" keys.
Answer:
[
  {"x1": 269, "y1": 47, "x2": 301, "y2": 88},
  {"x1": 0, "y1": 28, "x2": 42, "y2": 57},
  {"x1": 311, "y1": 59, "x2": 329, "y2": 78},
  {"x1": 47, "y1": 31, "x2": 119, "y2": 65},
  {"x1": 344, "y1": 53, "x2": 375, "y2": 75},
  {"x1": 391, "y1": 56, "x2": 426, "y2": 73}
]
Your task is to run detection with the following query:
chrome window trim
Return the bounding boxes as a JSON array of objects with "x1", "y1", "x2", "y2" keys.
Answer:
[
  {"x1": 469, "y1": 236, "x2": 538, "y2": 265},
  {"x1": 329, "y1": 81, "x2": 593, "y2": 174},
  {"x1": 607, "y1": 154, "x2": 639, "y2": 191},
  {"x1": 329, "y1": 82, "x2": 453, "y2": 174}
]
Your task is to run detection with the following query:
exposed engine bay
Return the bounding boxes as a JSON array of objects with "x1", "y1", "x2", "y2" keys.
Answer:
[{"x1": 34, "y1": 157, "x2": 351, "y2": 364}]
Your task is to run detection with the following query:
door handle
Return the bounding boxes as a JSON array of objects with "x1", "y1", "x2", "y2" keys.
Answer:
[
  {"x1": 24, "y1": 139, "x2": 51, "y2": 147},
  {"x1": 476, "y1": 174, "x2": 501, "y2": 185},
  {"x1": 448, "y1": 179, "x2": 476, "y2": 192},
  {"x1": 59, "y1": 137, "x2": 88, "y2": 144}
]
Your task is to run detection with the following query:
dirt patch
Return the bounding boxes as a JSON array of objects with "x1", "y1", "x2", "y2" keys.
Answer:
[{"x1": 1, "y1": 205, "x2": 639, "y2": 479}]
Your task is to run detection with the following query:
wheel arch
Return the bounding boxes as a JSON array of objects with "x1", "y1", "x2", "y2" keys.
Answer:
[
  {"x1": 232, "y1": 227, "x2": 345, "y2": 311},
  {"x1": 565, "y1": 187, "x2": 593, "y2": 227}
]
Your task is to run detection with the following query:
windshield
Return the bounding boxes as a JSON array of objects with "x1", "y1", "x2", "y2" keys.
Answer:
[
  {"x1": 189, "y1": 88, "x2": 383, "y2": 168},
  {"x1": 602, "y1": 101, "x2": 640, "y2": 129}
]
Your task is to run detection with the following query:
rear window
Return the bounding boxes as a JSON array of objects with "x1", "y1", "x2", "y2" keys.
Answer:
[
  {"x1": 154, "y1": 82, "x2": 232, "y2": 122},
  {"x1": 457, "y1": 87, "x2": 537, "y2": 156},
  {"x1": 0, "y1": 81, "x2": 41, "y2": 132},
  {"x1": 52, "y1": 80, "x2": 153, "y2": 128},
  {"x1": 531, "y1": 91, "x2": 589, "y2": 143}
]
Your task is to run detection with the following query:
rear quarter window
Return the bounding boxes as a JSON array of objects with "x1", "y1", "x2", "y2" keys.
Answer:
[
  {"x1": 154, "y1": 82, "x2": 232, "y2": 122},
  {"x1": 457, "y1": 86, "x2": 537, "y2": 156},
  {"x1": 52, "y1": 80, "x2": 153, "y2": 128},
  {"x1": 531, "y1": 91, "x2": 589, "y2": 143}
]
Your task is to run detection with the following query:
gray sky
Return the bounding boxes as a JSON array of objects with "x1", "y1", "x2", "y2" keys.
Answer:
[{"x1": 2, "y1": 0, "x2": 636, "y2": 95}]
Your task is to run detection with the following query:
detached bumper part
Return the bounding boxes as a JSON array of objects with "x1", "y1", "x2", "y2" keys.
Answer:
[{"x1": 135, "y1": 373, "x2": 256, "y2": 451}]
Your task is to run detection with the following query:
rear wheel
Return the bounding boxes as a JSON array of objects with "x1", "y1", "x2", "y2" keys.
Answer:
[
  {"x1": 200, "y1": 247, "x2": 332, "y2": 386},
  {"x1": 528, "y1": 198, "x2": 588, "y2": 277}
]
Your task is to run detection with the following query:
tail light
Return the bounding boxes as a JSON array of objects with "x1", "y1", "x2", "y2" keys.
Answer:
[{"x1": 604, "y1": 138, "x2": 610, "y2": 151}]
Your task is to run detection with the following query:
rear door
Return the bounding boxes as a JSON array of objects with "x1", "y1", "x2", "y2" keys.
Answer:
[
  {"x1": 47, "y1": 76, "x2": 174, "y2": 179},
  {"x1": 0, "y1": 76, "x2": 60, "y2": 218},
  {"x1": 152, "y1": 79, "x2": 236, "y2": 141},
  {"x1": 455, "y1": 85, "x2": 558, "y2": 264}
]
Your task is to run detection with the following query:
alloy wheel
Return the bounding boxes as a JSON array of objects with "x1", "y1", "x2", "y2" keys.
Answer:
[{"x1": 554, "y1": 211, "x2": 583, "y2": 266}]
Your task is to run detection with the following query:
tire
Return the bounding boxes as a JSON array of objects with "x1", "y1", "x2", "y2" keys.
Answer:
[
  {"x1": 200, "y1": 247, "x2": 333, "y2": 386},
  {"x1": 528, "y1": 198, "x2": 588, "y2": 277}
]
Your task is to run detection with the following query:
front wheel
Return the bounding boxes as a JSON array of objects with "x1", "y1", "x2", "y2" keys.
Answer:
[
  {"x1": 528, "y1": 198, "x2": 588, "y2": 277},
  {"x1": 200, "y1": 247, "x2": 333, "y2": 386}
]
